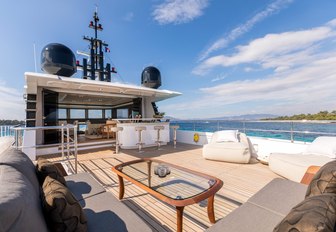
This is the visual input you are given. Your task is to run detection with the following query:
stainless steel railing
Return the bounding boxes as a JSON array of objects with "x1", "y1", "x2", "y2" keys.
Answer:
[
  {"x1": 12, "y1": 125, "x2": 78, "y2": 173},
  {"x1": 0, "y1": 125, "x2": 15, "y2": 137},
  {"x1": 170, "y1": 120, "x2": 336, "y2": 143}
]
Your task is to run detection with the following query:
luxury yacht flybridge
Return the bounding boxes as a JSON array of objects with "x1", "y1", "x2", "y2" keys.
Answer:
[{"x1": 23, "y1": 10, "x2": 181, "y2": 156}]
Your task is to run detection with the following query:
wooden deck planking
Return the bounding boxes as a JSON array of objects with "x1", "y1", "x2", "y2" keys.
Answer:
[{"x1": 45, "y1": 142, "x2": 281, "y2": 231}]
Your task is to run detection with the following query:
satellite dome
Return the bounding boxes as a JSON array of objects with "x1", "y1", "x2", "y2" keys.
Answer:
[
  {"x1": 141, "y1": 66, "x2": 162, "y2": 89},
  {"x1": 41, "y1": 43, "x2": 77, "y2": 77}
]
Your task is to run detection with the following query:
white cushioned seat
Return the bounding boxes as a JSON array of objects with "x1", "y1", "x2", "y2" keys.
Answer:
[
  {"x1": 269, "y1": 136, "x2": 336, "y2": 182},
  {"x1": 202, "y1": 131, "x2": 253, "y2": 164},
  {"x1": 269, "y1": 153, "x2": 332, "y2": 182}
]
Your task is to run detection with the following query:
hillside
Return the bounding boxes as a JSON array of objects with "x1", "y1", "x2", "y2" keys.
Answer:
[{"x1": 263, "y1": 111, "x2": 336, "y2": 120}]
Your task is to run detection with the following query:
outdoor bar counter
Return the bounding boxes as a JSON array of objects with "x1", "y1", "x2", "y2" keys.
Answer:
[{"x1": 116, "y1": 119, "x2": 170, "y2": 149}]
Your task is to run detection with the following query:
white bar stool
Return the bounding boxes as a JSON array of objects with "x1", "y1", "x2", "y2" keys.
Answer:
[
  {"x1": 135, "y1": 126, "x2": 146, "y2": 153},
  {"x1": 111, "y1": 127, "x2": 123, "y2": 154},
  {"x1": 154, "y1": 125, "x2": 165, "y2": 150},
  {"x1": 170, "y1": 125, "x2": 179, "y2": 148}
]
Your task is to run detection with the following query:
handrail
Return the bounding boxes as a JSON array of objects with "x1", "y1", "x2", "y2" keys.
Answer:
[
  {"x1": 171, "y1": 120, "x2": 336, "y2": 143},
  {"x1": 12, "y1": 125, "x2": 78, "y2": 174}
]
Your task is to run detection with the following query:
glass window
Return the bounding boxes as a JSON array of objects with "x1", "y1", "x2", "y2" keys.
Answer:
[
  {"x1": 105, "y1": 109, "x2": 112, "y2": 119},
  {"x1": 88, "y1": 109, "x2": 103, "y2": 119},
  {"x1": 117, "y1": 109, "x2": 128, "y2": 119},
  {"x1": 70, "y1": 109, "x2": 85, "y2": 119},
  {"x1": 58, "y1": 108, "x2": 67, "y2": 119}
]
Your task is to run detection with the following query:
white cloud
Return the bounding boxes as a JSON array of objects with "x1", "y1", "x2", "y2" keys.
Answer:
[
  {"x1": 152, "y1": 0, "x2": 209, "y2": 25},
  {"x1": 163, "y1": 53, "x2": 336, "y2": 118},
  {"x1": 193, "y1": 21, "x2": 336, "y2": 75},
  {"x1": 199, "y1": 0, "x2": 294, "y2": 60},
  {"x1": 0, "y1": 82, "x2": 25, "y2": 120},
  {"x1": 162, "y1": 19, "x2": 336, "y2": 118}
]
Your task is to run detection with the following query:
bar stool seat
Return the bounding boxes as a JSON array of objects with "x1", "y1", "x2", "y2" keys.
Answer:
[
  {"x1": 111, "y1": 127, "x2": 123, "y2": 153},
  {"x1": 170, "y1": 125, "x2": 179, "y2": 148},
  {"x1": 135, "y1": 126, "x2": 146, "y2": 152},
  {"x1": 154, "y1": 125, "x2": 165, "y2": 150}
]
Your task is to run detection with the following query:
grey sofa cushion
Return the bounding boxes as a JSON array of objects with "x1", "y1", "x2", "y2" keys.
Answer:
[
  {"x1": 65, "y1": 173, "x2": 106, "y2": 201},
  {"x1": 248, "y1": 178, "x2": 307, "y2": 216},
  {"x1": 0, "y1": 148, "x2": 40, "y2": 194},
  {"x1": 274, "y1": 193, "x2": 336, "y2": 232},
  {"x1": 0, "y1": 165, "x2": 48, "y2": 232},
  {"x1": 306, "y1": 160, "x2": 336, "y2": 198},
  {"x1": 79, "y1": 192, "x2": 152, "y2": 232},
  {"x1": 205, "y1": 202, "x2": 284, "y2": 232}
]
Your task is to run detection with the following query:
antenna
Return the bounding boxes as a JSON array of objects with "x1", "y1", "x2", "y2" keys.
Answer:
[{"x1": 76, "y1": 10, "x2": 117, "y2": 82}]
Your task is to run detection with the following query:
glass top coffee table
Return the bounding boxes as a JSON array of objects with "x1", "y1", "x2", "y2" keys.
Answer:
[{"x1": 112, "y1": 158, "x2": 223, "y2": 232}]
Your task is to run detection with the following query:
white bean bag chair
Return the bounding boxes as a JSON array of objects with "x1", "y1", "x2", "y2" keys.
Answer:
[{"x1": 202, "y1": 130, "x2": 254, "y2": 164}]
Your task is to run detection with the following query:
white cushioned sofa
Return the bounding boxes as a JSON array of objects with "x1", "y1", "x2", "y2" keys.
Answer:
[
  {"x1": 203, "y1": 130, "x2": 256, "y2": 164},
  {"x1": 269, "y1": 136, "x2": 336, "y2": 182}
]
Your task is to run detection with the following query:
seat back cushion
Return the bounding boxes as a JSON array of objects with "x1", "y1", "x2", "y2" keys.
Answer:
[
  {"x1": 303, "y1": 136, "x2": 336, "y2": 158},
  {"x1": 305, "y1": 160, "x2": 336, "y2": 198},
  {"x1": 0, "y1": 148, "x2": 40, "y2": 193},
  {"x1": 212, "y1": 130, "x2": 239, "y2": 143},
  {"x1": 0, "y1": 165, "x2": 48, "y2": 232},
  {"x1": 273, "y1": 193, "x2": 336, "y2": 232},
  {"x1": 42, "y1": 176, "x2": 87, "y2": 232},
  {"x1": 36, "y1": 158, "x2": 67, "y2": 186}
]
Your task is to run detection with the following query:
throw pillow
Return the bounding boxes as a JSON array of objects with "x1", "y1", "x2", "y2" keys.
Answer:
[
  {"x1": 36, "y1": 158, "x2": 67, "y2": 186},
  {"x1": 42, "y1": 176, "x2": 87, "y2": 232},
  {"x1": 305, "y1": 160, "x2": 336, "y2": 198},
  {"x1": 273, "y1": 194, "x2": 336, "y2": 232}
]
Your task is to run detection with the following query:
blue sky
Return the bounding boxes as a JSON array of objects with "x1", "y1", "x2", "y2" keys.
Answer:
[{"x1": 1, "y1": 0, "x2": 336, "y2": 119}]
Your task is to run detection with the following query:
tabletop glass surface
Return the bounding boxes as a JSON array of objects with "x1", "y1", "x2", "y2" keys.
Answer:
[{"x1": 118, "y1": 160, "x2": 217, "y2": 200}]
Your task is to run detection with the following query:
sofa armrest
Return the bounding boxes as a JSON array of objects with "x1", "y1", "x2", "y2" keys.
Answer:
[{"x1": 300, "y1": 165, "x2": 321, "y2": 185}]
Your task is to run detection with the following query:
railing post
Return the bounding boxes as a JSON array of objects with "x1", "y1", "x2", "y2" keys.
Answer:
[
  {"x1": 243, "y1": 121, "x2": 246, "y2": 134},
  {"x1": 74, "y1": 125, "x2": 78, "y2": 174},
  {"x1": 61, "y1": 125, "x2": 64, "y2": 158},
  {"x1": 290, "y1": 121, "x2": 294, "y2": 143},
  {"x1": 14, "y1": 129, "x2": 18, "y2": 149},
  {"x1": 66, "y1": 126, "x2": 70, "y2": 159}
]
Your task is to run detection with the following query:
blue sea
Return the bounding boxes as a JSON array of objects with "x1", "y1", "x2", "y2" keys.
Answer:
[
  {"x1": 2, "y1": 121, "x2": 336, "y2": 143},
  {"x1": 171, "y1": 120, "x2": 336, "y2": 142}
]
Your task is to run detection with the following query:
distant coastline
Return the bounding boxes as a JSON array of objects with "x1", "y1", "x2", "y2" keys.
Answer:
[
  {"x1": 262, "y1": 110, "x2": 336, "y2": 121},
  {"x1": 0, "y1": 120, "x2": 24, "y2": 126}
]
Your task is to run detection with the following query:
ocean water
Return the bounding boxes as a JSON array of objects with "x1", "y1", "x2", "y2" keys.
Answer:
[{"x1": 171, "y1": 120, "x2": 336, "y2": 142}]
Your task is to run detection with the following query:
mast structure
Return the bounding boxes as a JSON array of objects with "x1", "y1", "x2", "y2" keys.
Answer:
[{"x1": 77, "y1": 10, "x2": 117, "y2": 81}]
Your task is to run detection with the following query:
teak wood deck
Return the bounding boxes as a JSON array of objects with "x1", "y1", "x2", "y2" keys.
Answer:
[{"x1": 45, "y1": 142, "x2": 281, "y2": 232}]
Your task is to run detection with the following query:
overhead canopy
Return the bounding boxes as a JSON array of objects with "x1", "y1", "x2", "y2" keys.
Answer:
[{"x1": 24, "y1": 72, "x2": 181, "y2": 103}]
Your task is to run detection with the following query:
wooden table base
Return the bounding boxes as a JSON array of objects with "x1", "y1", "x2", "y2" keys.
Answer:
[
  {"x1": 207, "y1": 195, "x2": 216, "y2": 223},
  {"x1": 176, "y1": 206, "x2": 184, "y2": 232},
  {"x1": 117, "y1": 175, "x2": 124, "y2": 200}
]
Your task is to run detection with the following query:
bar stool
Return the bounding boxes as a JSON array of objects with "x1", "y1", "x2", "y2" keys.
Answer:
[
  {"x1": 135, "y1": 126, "x2": 146, "y2": 153},
  {"x1": 154, "y1": 125, "x2": 165, "y2": 150},
  {"x1": 170, "y1": 125, "x2": 179, "y2": 148},
  {"x1": 111, "y1": 127, "x2": 123, "y2": 154}
]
